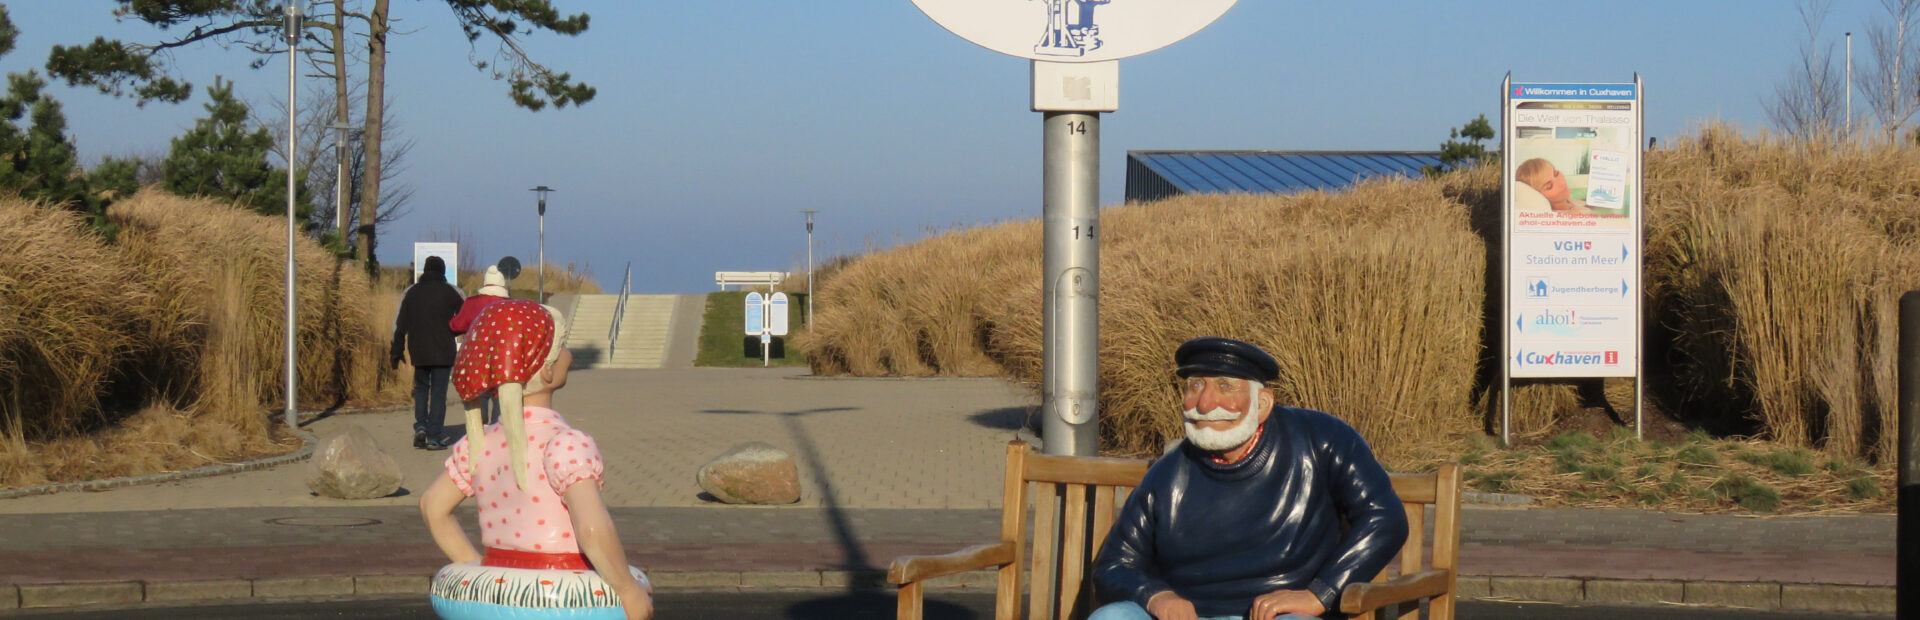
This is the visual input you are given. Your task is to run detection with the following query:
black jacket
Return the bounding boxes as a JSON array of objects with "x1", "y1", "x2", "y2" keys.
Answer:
[
  {"x1": 1092, "y1": 407, "x2": 1407, "y2": 617},
  {"x1": 389, "y1": 271, "x2": 465, "y2": 367}
]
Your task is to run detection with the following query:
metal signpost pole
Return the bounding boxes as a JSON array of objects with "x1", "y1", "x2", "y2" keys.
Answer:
[
  {"x1": 283, "y1": 4, "x2": 302, "y2": 429},
  {"x1": 1042, "y1": 111, "x2": 1101, "y2": 457},
  {"x1": 1500, "y1": 74, "x2": 1512, "y2": 447},
  {"x1": 1635, "y1": 75, "x2": 1646, "y2": 441},
  {"x1": 908, "y1": 0, "x2": 1236, "y2": 457},
  {"x1": 1900, "y1": 291, "x2": 1920, "y2": 617}
]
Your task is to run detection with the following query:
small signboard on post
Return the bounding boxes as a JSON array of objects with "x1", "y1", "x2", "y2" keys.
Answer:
[
  {"x1": 744, "y1": 292, "x2": 764, "y2": 336},
  {"x1": 743, "y1": 291, "x2": 791, "y2": 366},
  {"x1": 768, "y1": 293, "x2": 790, "y2": 337},
  {"x1": 413, "y1": 242, "x2": 458, "y2": 285}
]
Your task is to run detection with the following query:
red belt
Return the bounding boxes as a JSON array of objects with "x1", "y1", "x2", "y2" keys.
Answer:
[{"x1": 482, "y1": 547, "x2": 591, "y2": 570}]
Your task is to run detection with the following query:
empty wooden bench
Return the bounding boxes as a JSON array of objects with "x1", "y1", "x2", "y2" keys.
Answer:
[{"x1": 888, "y1": 440, "x2": 1462, "y2": 620}]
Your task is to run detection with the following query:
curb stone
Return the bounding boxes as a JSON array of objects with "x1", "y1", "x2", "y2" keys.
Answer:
[
  {"x1": 19, "y1": 582, "x2": 141, "y2": 609},
  {"x1": 0, "y1": 574, "x2": 1895, "y2": 612},
  {"x1": 0, "y1": 404, "x2": 406, "y2": 500}
]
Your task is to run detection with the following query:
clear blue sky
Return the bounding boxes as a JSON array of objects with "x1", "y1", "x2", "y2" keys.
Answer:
[{"x1": 1, "y1": 2, "x2": 1889, "y2": 293}]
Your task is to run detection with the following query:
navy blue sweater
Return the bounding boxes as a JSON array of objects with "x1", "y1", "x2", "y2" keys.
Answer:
[{"x1": 1091, "y1": 407, "x2": 1407, "y2": 617}]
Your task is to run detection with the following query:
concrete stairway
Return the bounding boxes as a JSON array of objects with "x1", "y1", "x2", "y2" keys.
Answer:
[{"x1": 565, "y1": 294, "x2": 678, "y2": 370}]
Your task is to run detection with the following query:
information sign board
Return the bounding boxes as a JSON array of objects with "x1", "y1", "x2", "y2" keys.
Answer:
[
  {"x1": 412, "y1": 242, "x2": 458, "y2": 285},
  {"x1": 1504, "y1": 80, "x2": 1642, "y2": 378},
  {"x1": 744, "y1": 292, "x2": 765, "y2": 336},
  {"x1": 768, "y1": 293, "x2": 790, "y2": 336}
]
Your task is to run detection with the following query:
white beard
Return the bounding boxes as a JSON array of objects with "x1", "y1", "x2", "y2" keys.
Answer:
[
  {"x1": 1182, "y1": 380, "x2": 1265, "y2": 452},
  {"x1": 1184, "y1": 405, "x2": 1261, "y2": 451}
]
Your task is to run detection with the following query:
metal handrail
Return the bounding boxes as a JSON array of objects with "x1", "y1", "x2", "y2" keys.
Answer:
[{"x1": 607, "y1": 262, "x2": 632, "y2": 358}]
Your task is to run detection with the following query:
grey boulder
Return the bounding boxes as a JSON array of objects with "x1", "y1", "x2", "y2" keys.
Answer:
[
  {"x1": 305, "y1": 424, "x2": 403, "y2": 500},
  {"x1": 697, "y1": 441, "x2": 800, "y2": 505}
]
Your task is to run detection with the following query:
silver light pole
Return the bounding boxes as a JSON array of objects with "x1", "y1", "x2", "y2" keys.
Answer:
[
  {"x1": 328, "y1": 122, "x2": 358, "y2": 244},
  {"x1": 530, "y1": 186, "x2": 554, "y2": 301},
  {"x1": 1041, "y1": 111, "x2": 1100, "y2": 457},
  {"x1": 801, "y1": 209, "x2": 816, "y2": 328},
  {"x1": 1846, "y1": 32, "x2": 1853, "y2": 141},
  {"x1": 283, "y1": 3, "x2": 302, "y2": 429}
]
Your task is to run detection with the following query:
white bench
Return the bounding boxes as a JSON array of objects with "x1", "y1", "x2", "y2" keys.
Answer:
[{"x1": 715, "y1": 271, "x2": 788, "y2": 291}]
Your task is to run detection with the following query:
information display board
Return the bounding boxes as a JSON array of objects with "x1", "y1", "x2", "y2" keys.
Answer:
[
  {"x1": 412, "y1": 242, "x2": 458, "y2": 286},
  {"x1": 1504, "y1": 80, "x2": 1643, "y2": 378}
]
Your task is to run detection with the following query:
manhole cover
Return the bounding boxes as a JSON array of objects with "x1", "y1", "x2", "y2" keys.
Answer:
[{"x1": 266, "y1": 516, "x2": 383, "y2": 527}]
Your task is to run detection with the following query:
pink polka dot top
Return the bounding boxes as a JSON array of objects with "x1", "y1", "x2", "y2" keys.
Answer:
[{"x1": 444, "y1": 406, "x2": 605, "y2": 555}]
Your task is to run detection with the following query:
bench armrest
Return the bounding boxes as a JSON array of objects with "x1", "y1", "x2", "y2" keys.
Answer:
[
  {"x1": 888, "y1": 542, "x2": 1018, "y2": 586},
  {"x1": 1338, "y1": 569, "x2": 1452, "y2": 615}
]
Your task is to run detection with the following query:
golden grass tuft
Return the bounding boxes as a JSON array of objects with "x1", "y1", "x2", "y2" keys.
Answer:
[
  {"x1": 802, "y1": 181, "x2": 1486, "y2": 458},
  {"x1": 0, "y1": 201, "x2": 146, "y2": 441},
  {"x1": 0, "y1": 190, "x2": 404, "y2": 488},
  {"x1": 1644, "y1": 125, "x2": 1920, "y2": 462},
  {"x1": 805, "y1": 124, "x2": 1919, "y2": 477}
]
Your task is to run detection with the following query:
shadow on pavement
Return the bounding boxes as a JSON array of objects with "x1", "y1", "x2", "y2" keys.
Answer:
[
  {"x1": 967, "y1": 406, "x2": 1034, "y2": 431},
  {"x1": 698, "y1": 407, "x2": 871, "y2": 580}
]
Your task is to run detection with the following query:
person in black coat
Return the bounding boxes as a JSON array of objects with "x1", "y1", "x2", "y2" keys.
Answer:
[
  {"x1": 1090, "y1": 337, "x2": 1407, "y2": 620},
  {"x1": 390, "y1": 255, "x2": 465, "y2": 450}
]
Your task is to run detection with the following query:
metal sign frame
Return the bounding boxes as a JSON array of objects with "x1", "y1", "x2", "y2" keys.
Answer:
[{"x1": 1500, "y1": 75, "x2": 1646, "y2": 443}]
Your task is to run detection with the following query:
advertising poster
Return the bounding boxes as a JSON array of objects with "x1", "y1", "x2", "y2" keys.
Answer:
[
  {"x1": 412, "y1": 242, "x2": 459, "y2": 286},
  {"x1": 1505, "y1": 81, "x2": 1641, "y2": 378}
]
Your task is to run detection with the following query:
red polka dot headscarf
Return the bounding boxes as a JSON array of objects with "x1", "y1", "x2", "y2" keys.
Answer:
[
  {"x1": 453, "y1": 299, "x2": 555, "y2": 401},
  {"x1": 451, "y1": 299, "x2": 567, "y2": 490}
]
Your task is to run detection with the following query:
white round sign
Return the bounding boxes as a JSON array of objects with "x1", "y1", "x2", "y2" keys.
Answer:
[{"x1": 911, "y1": 0, "x2": 1238, "y2": 63}]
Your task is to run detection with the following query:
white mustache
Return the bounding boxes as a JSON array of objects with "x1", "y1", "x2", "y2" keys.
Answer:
[{"x1": 1183, "y1": 407, "x2": 1239, "y2": 422}]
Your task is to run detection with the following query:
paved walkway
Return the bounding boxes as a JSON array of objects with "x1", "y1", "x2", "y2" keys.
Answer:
[{"x1": 0, "y1": 368, "x2": 1896, "y2": 614}]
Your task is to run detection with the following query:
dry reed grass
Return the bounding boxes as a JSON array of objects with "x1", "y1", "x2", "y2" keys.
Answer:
[
  {"x1": 1644, "y1": 125, "x2": 1920, "y2": 462},
  {"x1": 0, "y1": 190, "x2": 403, "y2": 488},
  {"x1": 806, "y1": 124, "x2": 1918, "y2": 477},
  {"x1": 0, "y1": 201, "x2": 145, "y2": 445},
  {"x1": 802, "y1": 181, "x2": 1486, "y2": 458}
]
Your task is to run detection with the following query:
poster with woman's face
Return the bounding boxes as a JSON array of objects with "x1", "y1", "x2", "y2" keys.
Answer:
[{"x1": 1508, "y1": 100, "x2": 1636, "y2": 233}]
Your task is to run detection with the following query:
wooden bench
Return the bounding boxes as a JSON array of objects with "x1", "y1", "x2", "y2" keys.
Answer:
[{"x1": 888, "y1": 440, "x2": 1462, "y2": 620}]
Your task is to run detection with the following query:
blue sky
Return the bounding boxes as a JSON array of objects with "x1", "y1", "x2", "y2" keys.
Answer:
[{"x1": 1, "y1": 2, "x2": 1890, "y2": 293}]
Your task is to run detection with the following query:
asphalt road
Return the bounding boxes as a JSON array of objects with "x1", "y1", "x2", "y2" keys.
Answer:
[{"x1": 0, "y1": 593, "x2": 1890, "y2": 620}]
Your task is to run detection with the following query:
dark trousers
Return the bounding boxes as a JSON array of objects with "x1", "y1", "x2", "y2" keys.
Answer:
[{"x1": 412, "y1": 365, "x2": 452, "y2": 439}]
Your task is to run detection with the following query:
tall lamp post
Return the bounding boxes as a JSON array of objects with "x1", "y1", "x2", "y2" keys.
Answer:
[
  {"x1": 530, "y1": 186, "x2": 554, "y2": 301},
  {"x1": 282, "y1": 3, "x2": 302, "y2": 430},
  {"x1": 328, "y1": 122, "x2": 360, "y2": 244},
  {"x1": 801, "y1": 209, "x2": 815, "y2": 328}
]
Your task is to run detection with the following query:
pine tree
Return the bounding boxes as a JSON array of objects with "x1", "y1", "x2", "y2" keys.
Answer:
[
  {"x1": 48, "y1": 1, "x2": 597, "y2": 265},
  {"x1": 0, "y1": 7, "x2": 110, "y2": 231},
  {"x1": 162, "y1": 77, "x2": 311, "y2": 221},
  {"x1": 1424, "y1": 114, "x2": 1498, "y2": 177}
]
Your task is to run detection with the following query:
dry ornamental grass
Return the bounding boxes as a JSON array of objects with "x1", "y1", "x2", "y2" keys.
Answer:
[
  {"x1": 801, "y1": 125, "x2": 1914, "y2": 512},
  {"x1": 0, "y1": 191, "x2": 405, "y2": 489}
]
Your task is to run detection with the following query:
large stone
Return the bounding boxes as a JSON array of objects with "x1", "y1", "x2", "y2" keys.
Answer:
[
  {"x1": 698, "y1": 442, "x2": 800, "y2": 504},
  {"x1": 305, "y1": 424, "x2": 402, "y2": 500}
]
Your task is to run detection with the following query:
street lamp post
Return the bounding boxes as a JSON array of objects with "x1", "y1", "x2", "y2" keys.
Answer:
[
  {"x1": 283, "y1": 3, "x2": 302, "y2": 430},
  {"x1": 801, "y1": 209, "x2": 815, "y2": 328},
  {"x1": 530, "y1": 186, "x2": 554, "y2": 301},
  {"x1": 328, "y1": 122, "x2": 360, "y2": 245}
]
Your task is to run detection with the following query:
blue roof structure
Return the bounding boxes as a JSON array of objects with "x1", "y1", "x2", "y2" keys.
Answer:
[{"x1": 1125, "y1": 151, "x2": 1442, "y2": 204}]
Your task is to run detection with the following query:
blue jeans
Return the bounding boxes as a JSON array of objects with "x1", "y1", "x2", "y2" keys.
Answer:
[
  {"x1": 1087, "y1": 601, "x2": 1318, "y2": 620},
  {"x1": 412, "y1": 365, "x2": 452, "y2": 440}
]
